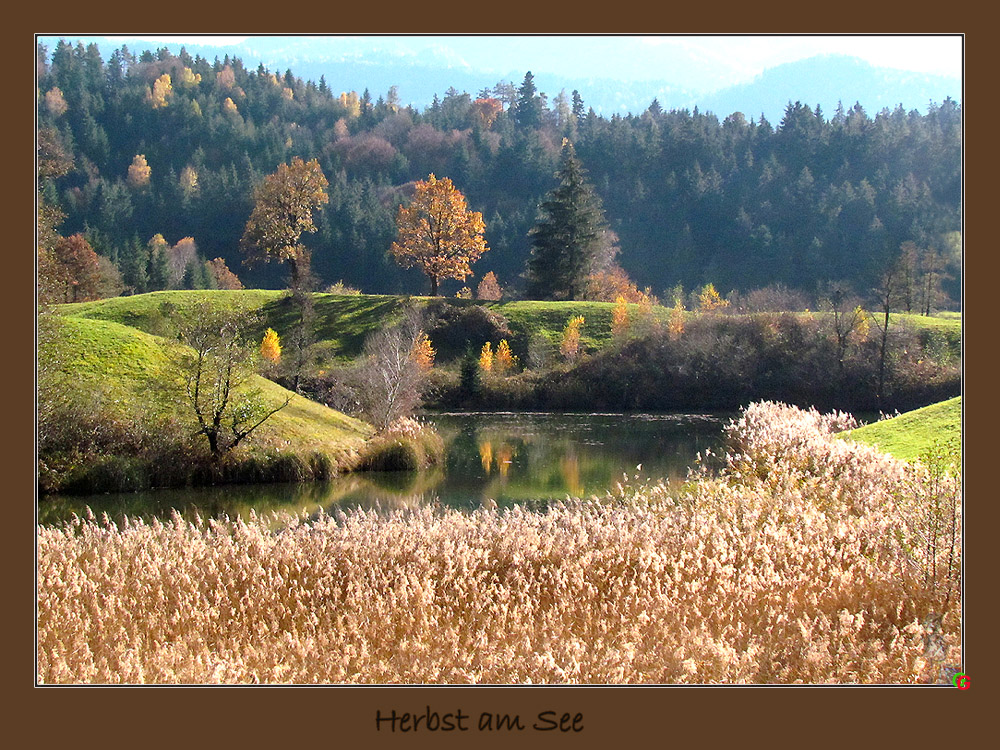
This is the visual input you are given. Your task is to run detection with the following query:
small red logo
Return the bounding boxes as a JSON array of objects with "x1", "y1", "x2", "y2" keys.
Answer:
[{"x1": 953, "y1": 673, "x2": 970, "y2": 690}]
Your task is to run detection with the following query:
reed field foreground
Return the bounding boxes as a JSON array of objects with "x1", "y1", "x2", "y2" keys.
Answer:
[{"x1": 37, "y1": 402, "x2": 961, "y2": 684}]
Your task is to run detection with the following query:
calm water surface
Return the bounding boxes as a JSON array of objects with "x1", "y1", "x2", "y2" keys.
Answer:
[{"x1": 39, "y1": 412, "x2": 728, "y2": 525}]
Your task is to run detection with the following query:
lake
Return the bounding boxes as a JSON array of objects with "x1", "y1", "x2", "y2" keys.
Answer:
[{"x1": 38, "y1": 412, "x2": 729, "y2": 525}]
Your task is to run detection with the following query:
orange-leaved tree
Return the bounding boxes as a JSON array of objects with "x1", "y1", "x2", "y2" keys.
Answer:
[
  {"x1": 411, "y1": 332, "x2": 435, "y2": 373},
  {"x1": 240, "y1": 157, "x2": 329, "y2": 291},
  {"x1": 390, "y1": 174, "x2": 489, "y2": 296}
]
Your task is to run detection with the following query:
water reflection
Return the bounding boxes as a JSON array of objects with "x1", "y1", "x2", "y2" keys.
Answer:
[{"x1": 40, "y1": 412, "x2": 727, "y2": 525}]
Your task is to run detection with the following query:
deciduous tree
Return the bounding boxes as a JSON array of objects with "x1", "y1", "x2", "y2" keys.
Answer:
[
  {"x1": 178, "y1": 306, "x2": 291, "y2": 460},
  {"x1": 260, "y1": 328, "x2": 282, "y2": 363},
  {"x1": 390, "y1": 173, "x2": 489, "y2": 296},
  {"x1": 476, "y1": 271, "x2": 502, "y2": 301},
  {"x1": 50, "y1": 233, "x2": 102, "y2": 303},
  {"x1": 611, "y1": 296, "x2": 630, "y2": 339},
  {"x1": 698, "y1": 283, "x2": 729, "y2": 312},
  {"x1": 494, "y1": 339, "x2": 517, "y2": 375},
  {"x1": 240, "y1": 157, "x2": 329, "y2": 291},
  {"x1": 411, "y1": 332, "x2": 435, "y2": 373},
  {"x1": 479, "y1": 341, "x2": 493, "y2": 372},
  {"x1": 127, "y1": 154, "x2": 151, "y2": 189},
  {"x1": 560, "y1": 315, "x2": 585, "y2": 361},
  {"x1": 344, "y1": 308, "x2": 429, "y2": 431}
]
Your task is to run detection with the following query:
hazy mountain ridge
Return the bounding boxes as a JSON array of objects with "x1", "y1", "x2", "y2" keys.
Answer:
[
  {"x1": 46, "y1": 37, "x2": 960, "y2": 122},
  {"x1": 697, "y1": 54, "x2": 962, "y2": 123}
]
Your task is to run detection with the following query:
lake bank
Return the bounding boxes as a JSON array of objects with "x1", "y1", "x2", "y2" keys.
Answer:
[{"x1": 39, "y1": 411, "x2": 729, "y2": 525}]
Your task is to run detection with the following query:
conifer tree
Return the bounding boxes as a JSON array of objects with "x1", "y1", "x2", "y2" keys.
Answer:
[
  {"x1": 525, "y1": 140, "x2": 610, "y2": 300},
  {"x1": 513, "y1": 71, "x2": 544, "y2": 129}
]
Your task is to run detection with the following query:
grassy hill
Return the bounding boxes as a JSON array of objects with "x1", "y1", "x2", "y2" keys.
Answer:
[
  {"x1": 39, "y1": 310, "x2": 373, "y2": 494},
  {"x1": 840, "y1": 396, "x2": 962, "y2": 463},
  {"x1": 63, "y1": 291, "x2": 960, "y2": 362}
]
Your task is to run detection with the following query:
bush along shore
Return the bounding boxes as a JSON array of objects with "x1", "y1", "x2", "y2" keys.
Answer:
[
  {"x1": 37, "y1": 401, "x2": 960, "y2": 684},
  {"x1": 420, "y1": 310, "x2": 960, "y2": 415}
]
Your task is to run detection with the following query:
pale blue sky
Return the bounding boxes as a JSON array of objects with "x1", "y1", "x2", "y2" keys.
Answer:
[{"x1": 97, "y1": 34, "x2": 962, "y2": 93}]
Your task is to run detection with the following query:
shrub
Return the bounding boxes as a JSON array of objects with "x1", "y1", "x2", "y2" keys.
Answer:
[
  {"x1": 356, "y1": 418, "x2": 445, "y2": 471},
  {"x1": 425, "y1": 302, "x2": 513, "y2": 361},
  {"x1": 323, "y1": 280, "x2": 362, "y2": 295}
]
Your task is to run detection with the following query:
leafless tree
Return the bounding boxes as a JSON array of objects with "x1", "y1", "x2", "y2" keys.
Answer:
[
  {"x1": 335, "y1": 307, "x2": 428, "y2": 431},
  {"x1": 819, "y1": 281, "x2": 866, "y2": 377},
  {"x1": 178, "y1": 305, "x2": 291, "y2": 459}
]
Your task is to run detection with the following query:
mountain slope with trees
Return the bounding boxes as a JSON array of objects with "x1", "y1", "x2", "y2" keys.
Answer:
[{"x1": 36, "y1": 40, "x2": 961, "y2": 309}]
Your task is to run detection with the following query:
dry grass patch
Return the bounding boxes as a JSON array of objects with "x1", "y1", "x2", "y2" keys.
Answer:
[{"x1": 38, "y1": 402, "x2": 960, "y2": 684}]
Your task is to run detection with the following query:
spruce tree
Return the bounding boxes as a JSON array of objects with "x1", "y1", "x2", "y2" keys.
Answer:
[
  {"x1": 514, "y1": 71, "x2": 544, "y2": 130},
  {"x1": 525, "y1": 140, "x2": 609, "y2": 300}
]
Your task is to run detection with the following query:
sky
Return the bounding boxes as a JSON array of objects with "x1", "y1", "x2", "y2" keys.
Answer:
[{"x1": 106, "y1": 34, "x2": 963, "y2": 93}]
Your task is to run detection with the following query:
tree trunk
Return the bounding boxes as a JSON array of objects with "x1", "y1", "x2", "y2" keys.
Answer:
[
  {"x1": 877, "y1": 306, "x2": 890, "y2": 404},
  {"x1": 429, "y1": 275, "x2": 439, "y2": 296}
]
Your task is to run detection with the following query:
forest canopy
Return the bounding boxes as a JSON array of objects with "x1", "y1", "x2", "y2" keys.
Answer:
[{"x1": 36, "y1": 40, "x2": 961, "y2": 306}]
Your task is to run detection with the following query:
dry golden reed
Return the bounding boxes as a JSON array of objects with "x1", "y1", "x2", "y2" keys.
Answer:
[{"x1": 37, "y1": 402, "x2": 960, "y2": 684}]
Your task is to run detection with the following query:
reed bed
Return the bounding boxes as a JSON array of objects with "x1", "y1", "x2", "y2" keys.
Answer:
[{"x1": 37, "y1": 402, "x2": 961, "y2": 684}]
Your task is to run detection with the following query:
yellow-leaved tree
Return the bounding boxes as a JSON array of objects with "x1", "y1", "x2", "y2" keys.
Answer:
[
  {"x1": 260, "y1": 328, "x2": 282, "y2": 363},
  {"x1": 479, "y1": 342, "x2": 493, "y2": 373},
  {"x1": 668, "y1": 300, "x2": 685, "y2": 340},
  {"x1": 127, "y1": 154, "x2": 151, "y2": 189},
  {"x1": 147, "y1": 74, "x2": 172, "y2": 108},
  {"x1": 698, "y1": 282, "x2": 730, "y2": 312},
  {"x1": 494, "y1": 339, "x2": 517, "y2": 376},
  {"x1": 561, "y1": 316, "x2": 585, "y2": 361},
  {"x1": 390, "y1": 174, "x2": 489, "y2": 296}
]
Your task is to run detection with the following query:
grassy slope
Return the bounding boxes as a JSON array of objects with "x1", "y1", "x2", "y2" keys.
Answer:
[
  {"x1": 841, "y1": 396, "x2": 961, "y2": 462},
  {"x1": 62, "y1": 290, "x2": 961, "y2": 363},
  {"x1": 48, "y1": 314, "x2": 371, "y2": 458},
  {"x1": 60, "y1": 290, "x2": 408, "y2": 362}
]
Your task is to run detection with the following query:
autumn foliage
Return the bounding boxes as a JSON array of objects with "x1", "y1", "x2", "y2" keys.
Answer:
[
  {"x1": 698, "y1": 283, "x2": 730, "y2": 312},
  {"x1": 668, "y1": 300, "x2": 685, "y2": 340},
  {"x1": 205, "y1": 257, "x2": 243, "y2": 290},
  {"x1": 127, "y1": 154, "x2": 151, "y2": 188},
  {"x1": 493, "y1": 339, "x2": 517, "y2": 375},
  {"x1": 476, "y1": 271, "x2": 502, "y2": 301},
  {"x1": 611, "y1": 296, "x2": 630, "y2": 339},
  {"x1": 479, "y1": 341, "x2": 493, "y2": 372},
  {"x1": 560, "y1": 316, "x2": 585, "y2": 361},
  {"x1": 260, "y1": 328, "x2": 282, "y2": 362},
  {"x1": 585, "y1": 266, "x2": 651, "y2": 304},
  {"x1": 411, "y1": 332, "x2": 436, "y2": 373},
  {"x1": 240, "y1": 157, "x2": 329, "y2": 290},
  {"x1": 390, "y1": 174, "x2": 489, "y2": 296},
  {"x1": 40, "y1": 233, "x2": 102, "y2": 303}
]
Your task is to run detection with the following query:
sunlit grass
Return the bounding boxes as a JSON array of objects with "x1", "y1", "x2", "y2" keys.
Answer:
[{"x1": 840, "y1": 396, "x2": 961, "y2": 463}]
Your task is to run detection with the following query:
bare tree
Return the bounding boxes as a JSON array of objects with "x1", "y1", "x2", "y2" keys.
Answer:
[
  {"x1": 337, "y1": 308, "x2": 428, "y2": 431},
  {"x1": 178, "y1": 305, "x2": 291, "y2": 460},
  {"x1": 819, "y1": 281, "x2": 866, "y2": 377},
  {"x1": 869, "y1": 255, "x2": 906, "y2": 405}
]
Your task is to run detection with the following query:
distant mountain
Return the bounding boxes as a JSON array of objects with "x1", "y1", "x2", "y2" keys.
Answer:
[
  {"x1": 44, "y1": 37, "x2": 961, "y2": 122},
  {"x1": 695, "y1": 54, "x2": 962, "y2": 123}
]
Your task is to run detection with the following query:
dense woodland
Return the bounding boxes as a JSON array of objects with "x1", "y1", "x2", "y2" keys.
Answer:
[{"x1": 36, "y1": 40, "x2": 962, "y2": 306}]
